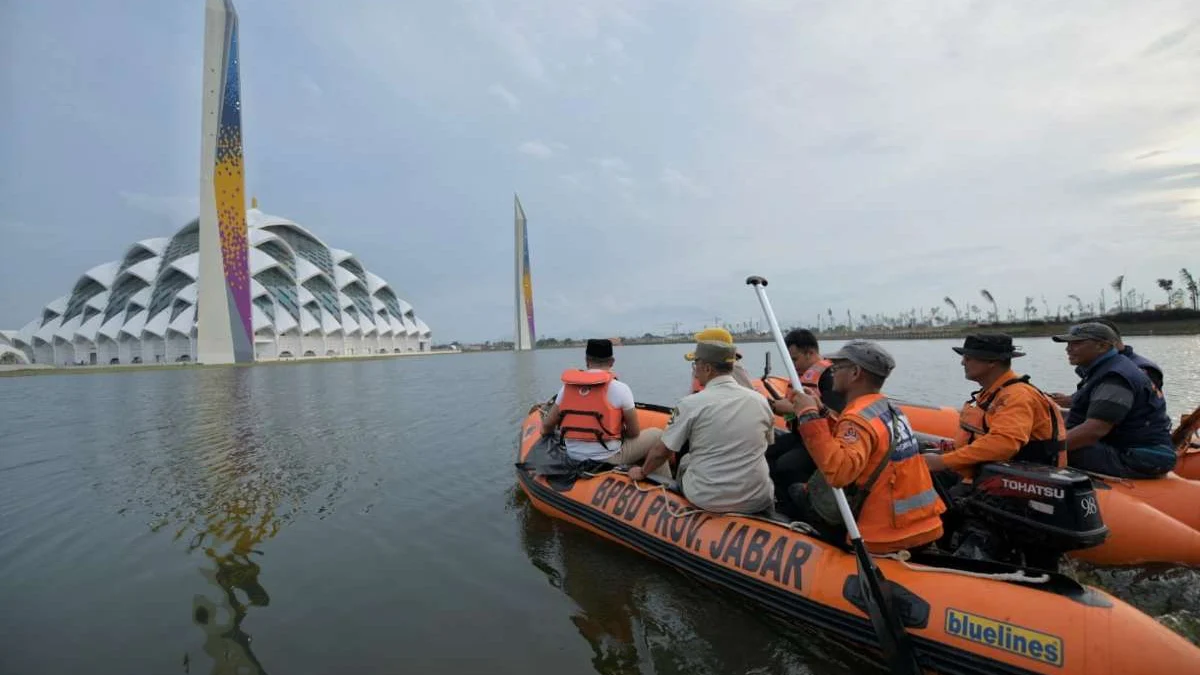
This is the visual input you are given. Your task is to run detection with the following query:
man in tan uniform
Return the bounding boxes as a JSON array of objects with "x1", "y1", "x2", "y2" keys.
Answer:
[{"x1": 629, "y1": 337, "x2": 775, "y2": 513}]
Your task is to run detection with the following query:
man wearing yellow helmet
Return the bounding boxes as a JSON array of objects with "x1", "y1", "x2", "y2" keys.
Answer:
[{"x1": 688, "y1": 327, "x2": 755, "y2": 391}]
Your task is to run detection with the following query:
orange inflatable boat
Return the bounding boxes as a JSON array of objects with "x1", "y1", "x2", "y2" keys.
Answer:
[
  {"x1": 753, "y1": 376, "x2": 1200, "y2": 568},
  {"x1": 516, "y1": 403, "x2": 1200, "y2": 675}
]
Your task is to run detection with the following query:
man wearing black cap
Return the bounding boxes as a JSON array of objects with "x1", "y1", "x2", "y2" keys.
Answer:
[
  {"x1": 1050, "y1": 323, "x2": 1175, "y2": 478},
  {"x1": 923, "y1": 334, "x2": 1065, "y2": 475},
  {"x1": 542, "y1": 339, "x2": 665, "y2": 474}
]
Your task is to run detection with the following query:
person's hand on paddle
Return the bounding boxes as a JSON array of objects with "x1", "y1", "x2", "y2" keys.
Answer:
[
  {"x1": 770, "y1": 397, "x2": 795, "y2": 415},
  {"x1": 1049, "y1": 392, "x2": 1073, "y2": 408},
  {"x1": 789, "y1": 388, "x2": 820, "y2": 417}
]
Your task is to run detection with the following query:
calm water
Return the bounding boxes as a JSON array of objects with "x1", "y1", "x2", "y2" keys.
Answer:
[{"x1": 2, "y1": 336, "x2": 1198, "y2": 675}]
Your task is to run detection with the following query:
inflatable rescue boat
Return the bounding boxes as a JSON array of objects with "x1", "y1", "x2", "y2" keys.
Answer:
[
  {"x1": 754, "y1": 376, "x2": 1200, "y2": 568},
  {"x1": 516, "y1": 402, "x2": 1200, "y2": 675}
]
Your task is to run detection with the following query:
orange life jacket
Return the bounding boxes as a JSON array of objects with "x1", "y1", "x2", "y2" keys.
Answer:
[
  {"x1": 957, "y1": 376, "x2": 1065, "y2": 467},
  {"x1": 799, "y1": 359, "x2": 832, "y2": 400},
  {"x1": 558, "y1": 369, "x2": 623, "y2": 448},
  {"x1": 841, "y1": 393, "x2": 946, "y2": 552}
]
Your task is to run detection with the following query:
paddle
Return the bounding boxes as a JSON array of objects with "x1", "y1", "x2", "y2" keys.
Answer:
[
  {"x1": 746, "y1": 275, "x2": 924, "y2": 675},
  {"x1": 1172, "y1": 404, "x2": 1200, "y2": 452}
]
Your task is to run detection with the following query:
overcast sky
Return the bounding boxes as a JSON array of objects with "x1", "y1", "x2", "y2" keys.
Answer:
[{"x1": 2, "y1": 0, "x2": 1198, "y2": 342}]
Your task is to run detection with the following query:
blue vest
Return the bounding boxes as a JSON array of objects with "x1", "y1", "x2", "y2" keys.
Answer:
[
  {"x1": 1120, "y1": 345, "x2": 1163, "y2": 390},
  {"x1": 1067, "y1": 351, "x2": 1172, "y2": 449}
]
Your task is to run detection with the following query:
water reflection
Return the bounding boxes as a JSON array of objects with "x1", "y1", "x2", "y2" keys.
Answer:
[
  {"x1": 191, "y1": 549, "x2": 270, "y2": 675},
  {"x1": 508, "y1": 486, "x2": 863, "y2": 675},
  {"x1": 168, "y1": 368, "x2": 271, "y2": 674}
]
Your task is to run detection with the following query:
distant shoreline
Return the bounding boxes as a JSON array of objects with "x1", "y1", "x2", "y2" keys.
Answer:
[{"x1": 463, "y1": 312, "x2": 1200, "y2": 352}]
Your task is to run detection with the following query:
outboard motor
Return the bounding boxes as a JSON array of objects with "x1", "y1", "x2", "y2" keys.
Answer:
[{"x1": 948, "y1": 462, "x2": 1108, "y2": 571}]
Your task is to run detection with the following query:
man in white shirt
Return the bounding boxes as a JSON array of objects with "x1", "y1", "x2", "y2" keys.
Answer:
[
  {"x1": 541, "y1": 339, "x2": 666, "y2": 475},
  {"x1": 629, "y1": 339, "x2": 775, "y2": 513}
]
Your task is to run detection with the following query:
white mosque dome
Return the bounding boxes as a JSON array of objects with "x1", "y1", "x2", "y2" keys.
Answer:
[{"x1": 7, "y1": 208, "x2": 431, "y2": 365}]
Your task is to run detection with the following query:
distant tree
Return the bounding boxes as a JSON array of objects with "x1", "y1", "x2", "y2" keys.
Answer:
[
  {"x1": 1157, "y1": 278, "x2": 1174, "y2": 307},
  {"x1": 943, "y1": 297, "x2": 960, "y2": 322},
  {"x1": 1111, "y1": 275, "x2": 1125, "y2": 312},
  {"x1": 980, "y1": 289, "x2": 999, "y2": 322},
  {"x1": 1182, "y1": 268, "x2": 1199, "y2": 310},
  {"x1": 1067, "y1": 294, "x2": 1083, "y2": 314}
]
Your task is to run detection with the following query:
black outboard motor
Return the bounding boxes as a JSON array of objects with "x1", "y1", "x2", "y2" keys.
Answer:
[{"x1": 948, "y1": 462, "x2": 1108, "y2": 571}]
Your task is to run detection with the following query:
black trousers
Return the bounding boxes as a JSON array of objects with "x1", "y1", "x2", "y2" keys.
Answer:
[{"x1": 766, "y1": 433, "x2": 819, "y2": 518}]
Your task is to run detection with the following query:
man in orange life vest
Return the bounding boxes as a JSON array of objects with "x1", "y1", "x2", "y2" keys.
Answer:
[
  {"x1": 788, "y1": 340, "x2": 946, "y2": 553},
  {"x1": 763, "y1": 330, "x2": 844, "y2": 515},
  {"x1": 922, "y1": 334, "x2": 1066, "y2": 476},
  {"x1": 541, "y1": 339, "x2": 667, "y2": 476},
  {"x1": 773, "y1": 329, "x2": 846, "y2": 413}
]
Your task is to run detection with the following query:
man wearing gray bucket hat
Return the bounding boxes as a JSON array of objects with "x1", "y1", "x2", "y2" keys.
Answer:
[
  {"x1": 1050, "y1": 323, "x2": 1175, "y2": 478},
  {"x1": 628, "y1": 335, "x2": 775, "y2": 514}
]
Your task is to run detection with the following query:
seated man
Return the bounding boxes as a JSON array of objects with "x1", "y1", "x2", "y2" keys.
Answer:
[
  {"x1": 788, "y1": 341, "x2": 945, "y2": 553},
  {"x1": 541, "y1": 339, "x2": 665, "y2": 474},
  {"x1": 775, "y1": 328, "x2": 846, "y2": 413},
  {"x1": 1049, "y1": 319, "x2": 1164, "y2": 406},
  {"x1": 1051, "y1": 323, "x2": 1176, "y2": 478},
  {"x1": 923, "y1": 334, "x2": 1065, "y2": 476},
  {"x1": 688, "y1": 327, "x2": 756, "y2": 391},
  {"x1": 629, "y1": 337, "x2": 775, "y2": 513},
  {"x1": 1093, "y1": 318, "x2": 1164, "y2": 393},
  {"x1": 765, "y1": 329, "x2": 846, "y2": 509}
]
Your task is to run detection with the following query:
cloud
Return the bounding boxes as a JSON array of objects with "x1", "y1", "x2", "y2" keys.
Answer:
[
  {"x1": 467, "y1": 3, "x2": 548, "y2": 82},
  {"x1": 299, "y1": 75, "x2": 323, "y2": 98},
  {"x1": 661, "y1": 168, "x2": 706, "y2": 197},
  {"x1": 593, "y1": 157, "x2": 629, "y2": 173},
  {"x1": 487, "y1": 82, "x2": 520, "y2": 111},
  {"x1": 518, "y1": 140, "x2": 556, "y2": 158},
  {"x1": 118, "y1": 191, "x2": 199, "y2": 223}
]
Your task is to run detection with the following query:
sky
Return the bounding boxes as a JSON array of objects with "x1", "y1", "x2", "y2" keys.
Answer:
[{"x1": 2, "y1": 0, "x2": 1199, "y2": 343}]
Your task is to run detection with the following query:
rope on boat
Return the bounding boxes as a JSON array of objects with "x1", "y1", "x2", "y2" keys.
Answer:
[{"x1": 874, "y1": 550, "x2": 1051, "y2": 584}]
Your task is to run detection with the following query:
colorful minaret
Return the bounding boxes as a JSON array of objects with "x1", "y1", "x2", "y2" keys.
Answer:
[
  {"x1": 513, "y1": 194, "x2": 536, "y2": 351},
  {"x1": 197, "y1": 0, "x2": 254, "y2": 364}
]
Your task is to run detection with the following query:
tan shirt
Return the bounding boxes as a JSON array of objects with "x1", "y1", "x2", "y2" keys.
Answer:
[{"x1": 661, "y1": 375, "x2": 775, "y2": 513}]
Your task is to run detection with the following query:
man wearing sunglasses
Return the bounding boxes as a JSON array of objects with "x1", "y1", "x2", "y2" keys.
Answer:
[{"x1": 786, "y1": 341, "x2": 945, "y2": 553}]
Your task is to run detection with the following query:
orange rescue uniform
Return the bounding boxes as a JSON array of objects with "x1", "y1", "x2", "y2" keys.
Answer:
[
  {"x1": 943, "y1": 370, "x2": 1066, "y2": 474},
  {"x1": 797, "y1": 393, "x2": 946, "y2": 553}
]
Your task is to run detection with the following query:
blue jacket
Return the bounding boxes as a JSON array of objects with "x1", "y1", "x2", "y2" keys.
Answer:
[
  {"x1": 1120, "y1": 345, "x2": 1163, "y2": 391},
  {"x1": 1066, "y1": 350, "x2": 1172, "y2": 450}
]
